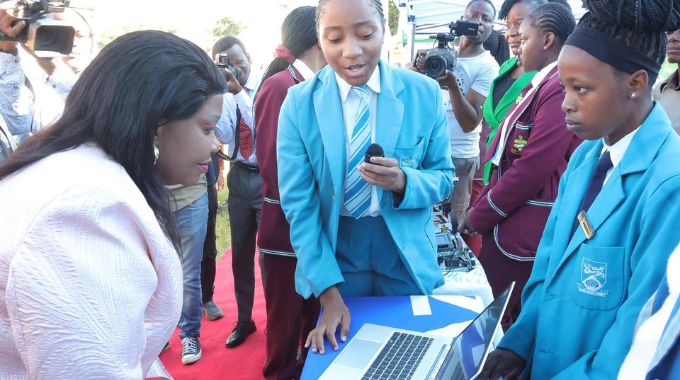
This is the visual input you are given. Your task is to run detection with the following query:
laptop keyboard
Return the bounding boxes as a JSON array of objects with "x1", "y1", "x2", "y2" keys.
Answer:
[{"x1": 362, "y1": 332, "x2": 434, "y2": 380}]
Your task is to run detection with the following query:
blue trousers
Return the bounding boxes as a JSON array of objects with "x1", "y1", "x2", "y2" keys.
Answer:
[
  {"x1": 175, "y1": 193, "x2": 208, "y2": 338},
  {"x1": 336, "y1": 216, "x2": 421, "y2": 296}
]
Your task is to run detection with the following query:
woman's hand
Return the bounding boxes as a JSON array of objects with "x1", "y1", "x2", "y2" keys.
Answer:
[
  {"x1": 359, "y1": 157, "x2": 406, "y2": 194},
  {"x1": 304, "y1": 286, "x2": 351, "y2": 354},
  {"x1": 477, "y1": 349, "x2": 526, "y2": 380},
  {"x1": 458, "y1": 208, "x2": 478, "y2": 236}
]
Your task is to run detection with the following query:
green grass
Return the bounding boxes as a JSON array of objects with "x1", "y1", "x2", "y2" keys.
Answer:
[{"x1": 215, "y1": 179, "x2": 231, "y2": 261}]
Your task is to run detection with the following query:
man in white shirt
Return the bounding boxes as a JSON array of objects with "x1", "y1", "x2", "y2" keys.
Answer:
[
  {"x1": 433, "y1": 0, "x2": 500, "y2": 225},
  {"x1": 212, "y1": 36, "x2": 263, "y2": 349}
]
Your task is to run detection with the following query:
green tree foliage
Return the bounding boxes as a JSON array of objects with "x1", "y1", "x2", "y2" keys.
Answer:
[
  {"x1": 388, "y1": 0, "x2": 399, "y2": 36},
  {"x1": 212, "y1": 16, "x2": 244, "y2": 37}
]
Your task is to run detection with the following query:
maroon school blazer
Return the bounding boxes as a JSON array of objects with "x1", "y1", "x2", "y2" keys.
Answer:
[
  {"x1": 255, "y1": 66, "x2": 303, "y2": 257},
  {"x1": 469, "y1": 65, "x2": 582, "y2": 261}
]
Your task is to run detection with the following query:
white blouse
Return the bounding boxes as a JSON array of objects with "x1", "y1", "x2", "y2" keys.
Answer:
[{"x1": 0, "y1": 144, "x2": 183, "y2": 379}]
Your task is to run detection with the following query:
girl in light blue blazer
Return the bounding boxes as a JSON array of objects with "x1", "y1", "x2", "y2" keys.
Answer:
[
  {"x1": 276, "y1": 0, "x2": 454, "y2": 354},
  {"x1": 480, "y1": 1, "x2": 680, "y2": 379}
]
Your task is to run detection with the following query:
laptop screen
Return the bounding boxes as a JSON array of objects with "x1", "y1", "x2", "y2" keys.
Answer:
[{"x1": 439, "y1": 282, "x2": 514, "y2": 380}]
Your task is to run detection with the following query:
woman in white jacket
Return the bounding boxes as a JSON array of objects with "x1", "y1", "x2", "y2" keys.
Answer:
[{"x1": 0, "y1": 31, "x2": 226, "y2": 379}]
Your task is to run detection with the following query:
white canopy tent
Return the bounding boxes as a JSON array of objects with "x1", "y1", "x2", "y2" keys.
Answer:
[{"x1": 397, "y1": 0, "x2": 588, "y2": 59}]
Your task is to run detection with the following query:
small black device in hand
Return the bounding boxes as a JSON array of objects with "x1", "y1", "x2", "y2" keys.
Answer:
[
  {"x1": 216, "y1": 53, "x2": 239, "y2": 79},
  {"x1": 364, "y1": 143, "x2": 384, "y2": 163}
]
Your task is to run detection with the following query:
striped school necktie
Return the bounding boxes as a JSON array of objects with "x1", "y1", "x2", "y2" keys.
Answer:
[{"x1": 344, "y1": 85, "x2": 372, "y2": 219}]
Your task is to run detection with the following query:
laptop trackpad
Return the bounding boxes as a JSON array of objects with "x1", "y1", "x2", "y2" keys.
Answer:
[{"x1": 337, "y1": 339, "x2": 382, "y2": 369}]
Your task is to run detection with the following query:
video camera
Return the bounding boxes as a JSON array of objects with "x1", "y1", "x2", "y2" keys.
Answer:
[
  {"x1": 0, "y1": 0, "x2": 75, "y2": 56},
  {"x1": 417, "y1": 20, "x2": 480, "y2": 79},
  {"x1": 216, "y1": 53, "x2": 239, "y2": 80}
]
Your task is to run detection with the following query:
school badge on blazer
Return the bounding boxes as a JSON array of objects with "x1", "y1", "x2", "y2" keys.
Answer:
[
  {"x1": 511, "y1": 135, "x2": 527, "y2": 155},
  {"x1": 577, "y1": 258, "x2": 608, "y2": 297}
]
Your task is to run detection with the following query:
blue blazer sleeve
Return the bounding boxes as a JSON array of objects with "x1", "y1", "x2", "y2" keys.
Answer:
[
  {"x1": 396, "y1": 80, "x2": 454, "y2": 210},
  {"x1": 276, "y1": 89, "x2": 344, "y2": 298}
]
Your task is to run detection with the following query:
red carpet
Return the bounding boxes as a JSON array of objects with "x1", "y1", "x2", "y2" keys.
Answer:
[{"x1": 160, "y1": 250, "x2": 267, "y2": 379}]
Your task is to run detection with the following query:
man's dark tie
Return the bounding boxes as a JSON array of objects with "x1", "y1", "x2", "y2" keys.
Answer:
[{"x1": 572, "y1": 150, "x2": 613, "y2": 236}]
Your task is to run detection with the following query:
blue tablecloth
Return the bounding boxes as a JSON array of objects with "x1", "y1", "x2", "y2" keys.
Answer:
[{"x1": 301, "y1": 295, "x2": 480, "y2": 379}]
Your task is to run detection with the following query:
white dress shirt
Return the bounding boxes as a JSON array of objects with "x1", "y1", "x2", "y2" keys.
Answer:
[
  {"x1": 216, "y1": 70, "x2": 261, "y2": 165},
  {"x1": 336, "y1": 66, "x2": 382, "y2": 217},
  {"x1": 292, "y1": 59, "x2": 314, "y2": 81}
]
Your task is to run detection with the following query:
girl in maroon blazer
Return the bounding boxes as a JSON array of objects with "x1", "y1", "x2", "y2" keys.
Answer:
[
  {"x1": 459, "y1": 3, "x2": 581, "y2": 329},
  {"x1": 253, "y1": 6, "x2": 327, "y2": 380}
]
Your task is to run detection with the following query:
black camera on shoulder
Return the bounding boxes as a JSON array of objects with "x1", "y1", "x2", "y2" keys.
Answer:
[
  {"x1": 0, "y1": 0, "x2": 76, "y2": 56},
  {"x1": 216, "y1": 53, "x2": 239, "y2": 79},
  {"x1": 419, "y1": 20, "x2": 480, "y2": 79}
]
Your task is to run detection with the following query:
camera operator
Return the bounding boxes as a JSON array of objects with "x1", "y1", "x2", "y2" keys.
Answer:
[
  {"x1": 0, "y1": 4, "x2": 89, "y2": 149},
  {"x1": 212, "y1": 36, "x2": 263, "y2": 351},
  {"x1": 416, "y1": 0, "x2": 499, "y2": 226}
]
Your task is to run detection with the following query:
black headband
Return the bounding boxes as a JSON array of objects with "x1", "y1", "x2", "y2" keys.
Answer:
[{"x1": 564, "y1": 26, "x2": 660, "y2": 83}]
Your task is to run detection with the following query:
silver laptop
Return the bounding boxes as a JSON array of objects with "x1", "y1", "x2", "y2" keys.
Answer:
[{"x1": 319, "y1": 282, "x2": 514, "y2": 380}]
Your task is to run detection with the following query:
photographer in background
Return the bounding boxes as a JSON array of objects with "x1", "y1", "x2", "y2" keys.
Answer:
[
  {"x1": 212, "y1": 36, "x2": 263, "y2": 350},
  {"x1": 0, "y1": 3, "x2": 91, "y2": 148},
  {"x1": 416, "y1": 0, "x2": 499, "y2": 228}
]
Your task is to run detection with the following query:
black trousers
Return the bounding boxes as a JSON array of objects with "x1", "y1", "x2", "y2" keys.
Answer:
[
  {"x1": 227, "y1": 162, "x2": 262, "y2": 322},
  {"x1": 200, "y1": 173, "x2": 219, "y2": 304}
]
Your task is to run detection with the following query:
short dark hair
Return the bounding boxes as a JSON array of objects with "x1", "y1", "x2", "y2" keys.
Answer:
[
  {"x1": 578, "y1": 0, "x2": 680, "y2": 66},
  {"x1": 0, "y1": 31, "x2": 228, "y2": 246},
  {"x1": 484, "y1": 29, "x2": 511, "y2": 65},
  {"x1": 527, "y1": 3, "x2": 576, "y2": 44},
  {"x1": 466, "y1": 0, "x2": 497, "y2": 19},
  {"x1": 499, "y1": 0, "x2": 546, "y2": 20},
  {"x1": 212, "y1": 35, "x2": 248, "y2": 58},
  {"x1": 317, "y1": 0, "x2": 385, "y2": 31}
]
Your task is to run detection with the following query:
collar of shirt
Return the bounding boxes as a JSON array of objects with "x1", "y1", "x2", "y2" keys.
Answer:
[
  {"x1": 530, "y1": 61, "x2": 558, "y2": 88},
  {"x1": 292, "y1": 59, "x2": 314, "y2": 81},
  {"x1": 601, "y1": 126, "x2": 638, "y2": 170},
  {"x1": 242, "y1": 70, "x2": 261, "y2": 98},
  {"x1": 660, "y1": 70, "x2": 680, "y2": 92},
  {"x1": 335, "y1": 65, "x2": 381, "y2": 102}
]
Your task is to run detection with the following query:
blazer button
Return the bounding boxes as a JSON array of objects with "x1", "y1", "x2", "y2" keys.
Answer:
[{"x1": 331, "y1": 195, "x2": 336, "y2": 200}]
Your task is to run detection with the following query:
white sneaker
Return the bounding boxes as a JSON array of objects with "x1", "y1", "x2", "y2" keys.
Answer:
[{"x1": 181, "y1": 337, "x2": 202, "y2": 365}]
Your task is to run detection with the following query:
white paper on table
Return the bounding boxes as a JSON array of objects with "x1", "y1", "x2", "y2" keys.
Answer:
[
  {"x1": 424, "y1": 320, "x2": 474, "y2": 338},
  {"x1": 431, "y1": 295, "x2": 485, "y2": 313},
  {"x1": 410, "y1": 295, "x2": 432, "y2": 316}
]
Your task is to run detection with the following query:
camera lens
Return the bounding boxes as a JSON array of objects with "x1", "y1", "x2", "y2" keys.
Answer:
[{"x1": 425, "y1": 55, "x2": 447, "y2": 78}]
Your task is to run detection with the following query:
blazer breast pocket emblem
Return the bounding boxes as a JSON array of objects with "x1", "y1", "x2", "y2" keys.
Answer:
[
  {"x1": 399, "y1": 156, "x2": 417, "y2": 168},
  {"x1": 511, "y1": 135, "x2": 527, "y2": 155}
]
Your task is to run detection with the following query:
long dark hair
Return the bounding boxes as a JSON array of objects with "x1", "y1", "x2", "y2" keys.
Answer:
[
  {"x1": 261, "y1": 6, "x2": 318, "y2": 84},
  {"x1": 0, "y1": 30, "x2": 228, "y2": 247}
]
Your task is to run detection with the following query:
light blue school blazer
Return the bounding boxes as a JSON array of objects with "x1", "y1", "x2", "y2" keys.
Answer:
[
  {"x1": 498, "y1": 104, "x2": 680, "y2": 379},
  {"x1": 276, "y1": 61, "x2": 454, "y2": 299}
]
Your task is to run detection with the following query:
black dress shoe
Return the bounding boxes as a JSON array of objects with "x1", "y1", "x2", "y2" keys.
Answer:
[{"x1": 226, "y1": 320, "x2": 256, "y2": 348}]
